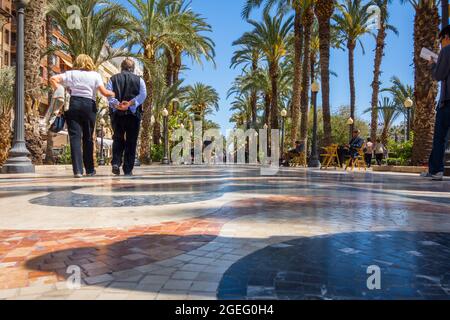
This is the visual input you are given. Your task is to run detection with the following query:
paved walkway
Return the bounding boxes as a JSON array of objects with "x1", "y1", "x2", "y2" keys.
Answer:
[{"x1": 0, "y1": 166, "x2": 449, "y2": 300}]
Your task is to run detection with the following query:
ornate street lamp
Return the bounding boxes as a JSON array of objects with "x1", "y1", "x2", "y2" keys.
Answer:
[
  {"x1": 162, "y1": 108, "x2": 170, "y2": 165},
  {"x1": 98, "y1": 119, "x2": 106, "y2": 166},
  {"x1": 309, "y1": 82, "x2": 321, "y2": 168},
  {"x1": 280, "y1": 109, "x2": 287, "y2": 158},
  {"x1": 404, "y1": 97, "x2": 413, "y2": 141},
  {"x1": 1, "y1": 0, "x2": 34, "y2": 174},
  {"x1": 347, "y1": 117, "x2": 354, "y2": 141}
]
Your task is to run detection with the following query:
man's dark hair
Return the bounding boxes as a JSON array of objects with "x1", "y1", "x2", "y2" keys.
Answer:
[
  {"x1": 439, "y1": 25, "x2": 450, "y2": 40},
  {"x1": 121, "y1": 58, "x2": 135, "y2": 72},
  {"x1": 295, "y1": 140, "x2": 301, "y2": 144}
]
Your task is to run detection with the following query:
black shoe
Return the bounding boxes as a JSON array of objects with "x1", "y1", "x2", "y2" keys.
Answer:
[
  {"x1": 86, "y1": 170, "x2": 96, "y2": 177},
  {"x1": 124, "y1": 172, "x2": 133, "y2": 177},
  {"x1": 112, "y1": 165, "x2": 120, "y2": 176}
]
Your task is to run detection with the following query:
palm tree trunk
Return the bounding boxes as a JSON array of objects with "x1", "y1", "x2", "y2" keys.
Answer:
[
  {"x1": 264, "y1": 92, "x2": 271, "y2": 127},
  {"x1": 153, "y1": 120, "x2": 161, "y2": 145},
  {"x1": 250, "y1": 59, "x2": 258, "y2": 129},
  {"x1": 269, "y1": 63, "x2": 279, "y2": 130},
  {"x1": 348, "y1": 41, "x2": 356, "y2": 134},
  {"x1": 165, "y1": 49, "x2": 173, "y2": 87},
  {"x1": 370, "y1": 0, "x2": 388, "y2": 142},
  {"x1": 0, "y1": 111, "x2": 12, "y2": 166},
  {"x1": 300, "y1": 7, "x2": 314, "y2": 150},
  {"x1": 290, "y1": 6, "x2": 303, "y2": 144},
  {"x1": 24, "y1": 0, "x2": 46, "y2": 165},
  {"x1": 381, "y1": 126, "x2": 389, "y2": 146},
  {"x1": 44, "y1": 14, "x2": 55, "y2": 165},
  {"x1": 172, "y1": 52, "x2": 182, "y2": 114},
  {"x1": 315, "y1": 0, "x2": 334, "y2": 146},
  {"x1": 411, "y1": 3, "x2": 440, "y2": 165},
  {"x1": 139, "y1": 49, "x2": 154, "y2": 164}
]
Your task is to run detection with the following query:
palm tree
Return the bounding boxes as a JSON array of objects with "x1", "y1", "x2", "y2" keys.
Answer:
[
  {"x1": 234, "y1": 13, "x2": 293, "y2": 130},
  {"x1": 370, "y1": 0, "x2": 398, "y2": 142},
  {"x1": 315, "y1": 0, "x2": 335, "y2": 146},
  {"x1": 242, "y1": 0, "x2": 310, "y2": 144},
  {"x1": 0, "y1": 67, "x2": 14, "y2": 166},
  {"x1": 382, "y1": 76, "x2": 415, "y2": 129},
  {"x1": 46, "y1": 0, "x2": 130, "y2": 65},
  {"x1": 299, "y1": 3, "x2": 314, "y2": 152},
  {"x1": 377, "y1": 97, "x2": 402, "y2": 145},
  {"x1": 400, "y1": 0, "x2": 440, "y2": 165},
  {"x1": 185, "y1": 83, "x2": 220, "y2": 124},
  {"x1": 123, "y1": 0, "x2": 186, "y2": 163},
  {"x1": 230, "y1": 94, "x2": 253, "y2": 128},
  {"x1": 24, "y1": 0, "x2": 47, "y2": 164},
  {"x1": 162, "y1": 0, "x2": 215, "y2": 113},
  {"x1": 334, "y1": 0, "x2": 373, "y2": 134},
  {"x1": 231, "y1": 43, "x2": 262, "y2": 128}
]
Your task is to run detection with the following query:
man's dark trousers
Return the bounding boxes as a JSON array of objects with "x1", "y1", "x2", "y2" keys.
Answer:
[
  {"x1": 111, "y1": 113, "x2": 140, "y2": 174},
  {"x1": 429, "y1": 103, "x2": 450, "y2": 175}
]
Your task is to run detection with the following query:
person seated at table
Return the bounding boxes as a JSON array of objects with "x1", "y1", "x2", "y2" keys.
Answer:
[
  {"x1": 282, "y1": 141, "x2": 305, "y2": 166},
  {"x1": 338, "y1": 130, "x2": 364, "y2": 167}
]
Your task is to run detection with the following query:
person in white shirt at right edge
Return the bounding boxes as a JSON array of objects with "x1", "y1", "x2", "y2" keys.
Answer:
[
  {"x1": 425, "y1": 26, "x2": 450, "y2": 181},
  {"x1": 50, "y1": 54, "x2": 115, "y2": 178}
]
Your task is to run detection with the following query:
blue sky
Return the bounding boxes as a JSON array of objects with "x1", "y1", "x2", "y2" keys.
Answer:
[{"x1": 121, "y1": 0, "x2": 417, "y2": 131}]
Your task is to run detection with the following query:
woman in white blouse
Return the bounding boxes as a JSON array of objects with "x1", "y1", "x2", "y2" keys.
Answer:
[{"x1": 50, "y1": 54, "x2": 115, "y2": 178}]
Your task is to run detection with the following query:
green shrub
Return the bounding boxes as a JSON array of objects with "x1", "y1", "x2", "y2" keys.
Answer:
[
  {"x1": 387, "y1": 138, "x2": 413, "y2": 166},
  {"x1": 57, "y1": 144, "x2": 72, "y2": 165},
  {"x1": 151, "y1": 144, "x2": 164, "y2": 162}
]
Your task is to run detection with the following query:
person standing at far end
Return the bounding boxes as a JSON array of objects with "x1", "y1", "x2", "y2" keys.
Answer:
[
  {"x1": 50, "y1": 54, "x2": 115, "y2": 178},
  {"x1": 107, "y1": 58, "x2": 147, "y2": 176},
  {"x1": 426, "y1": 25, "x2": 450, "y2": 181},
  {"x1": 364, "y1": 138, "x2": 374, "y2": 168}
]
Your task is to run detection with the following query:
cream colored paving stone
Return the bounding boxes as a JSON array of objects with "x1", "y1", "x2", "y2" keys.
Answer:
[
  {"x1": 66, "y1": 290, "x2": 102, "y2": 300},
  {"x1": 0, "y1": 288, "x2": 19, "y2": 299},
  {"x1": 187, "y1": 291, "x2": 217, "y2": 300},
  {"x1": 96, "y1": 292, "x2": 130, "y2": 300},
  {"x1": 19, "y1": 284, "x2": 56, "y2": 296},
  {"x1": 156, "y1": 290, "x2": 189, "y2": 300},
  {"x1": 127, "y1": 292, "x2": 158, "y2": 300}
]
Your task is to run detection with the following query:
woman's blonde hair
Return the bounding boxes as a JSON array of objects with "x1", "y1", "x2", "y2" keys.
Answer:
[{"x1": 73, "y1": 54, "x2": 96, "y2": 71}]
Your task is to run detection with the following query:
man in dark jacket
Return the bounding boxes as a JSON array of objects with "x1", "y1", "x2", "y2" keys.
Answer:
[
  {"x1": 338, "y1": 130, "x2": 364, "y2": 167},
  {"x1": 107, "y1": 58, "x2": 147, "y2": 176},
  {"x1": 427, "y1": 25, "x2": 450, "y2": 181}
]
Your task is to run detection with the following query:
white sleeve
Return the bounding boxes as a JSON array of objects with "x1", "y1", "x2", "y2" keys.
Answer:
[
  {"x1": 96, "y1": 73, "x2": 104, "y2": 88},
  {"x1": 60, "y1": 71, "x2": 70, "y2": 87}
]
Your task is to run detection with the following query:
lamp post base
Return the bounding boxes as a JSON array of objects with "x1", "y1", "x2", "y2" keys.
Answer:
[{"x1": 1, "y1": 148, "x2": 35, "y2": 174}]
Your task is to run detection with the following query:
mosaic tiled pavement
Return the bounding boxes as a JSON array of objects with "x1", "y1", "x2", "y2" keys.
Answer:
[{"x1": 0, "y1": 165, "x2": 449, "y2": 300}]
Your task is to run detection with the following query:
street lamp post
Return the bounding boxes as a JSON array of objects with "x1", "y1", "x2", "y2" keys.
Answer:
[
  {"x1": 309, "y1": 82, "x2": 321, "y2": 168},
  {"x1": 98, "y1": 119, "x2": 106, "y2": 166},
  {"x1": 404, "y1": 97, "x2": 413, "y2": 141},
  {"x1": 280, "y1": 109, "x2": 287, "y2": 159},
  {"x1": 347, "y1": 117, "x2": 354, "y2": 142},
  {"x1": 1, "y1": 0, "x2": 34, "y2": 174},
  {"x1": 162, "y1": 108, "x2": 170, "y2": 165}
]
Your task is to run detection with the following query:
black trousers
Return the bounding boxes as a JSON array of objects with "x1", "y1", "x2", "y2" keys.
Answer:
[
  {"x1": 364, "y1": 154, "x2": 373, "y2": 167},
  {"x1": 375, "y1": 154, "x2": 384, "y2": 166},
  {"x1": 111, "y1": 113, "x2": 141, "y2": 174},
  {"x1": 65, "y1": 96, "x2": 97, "y2": 175},
  {"x1": 429, "y1": 105, "x2": 450, "y2": 174}
]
